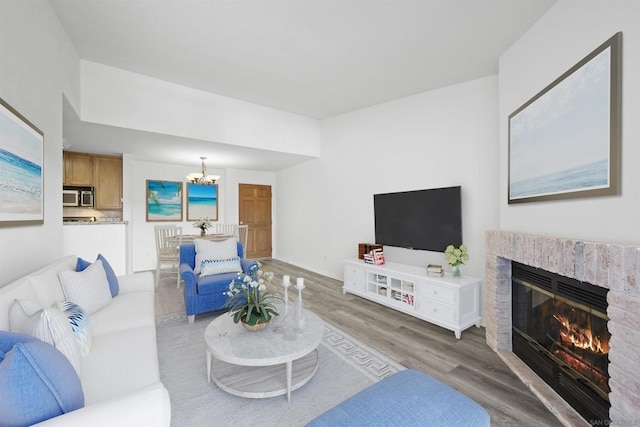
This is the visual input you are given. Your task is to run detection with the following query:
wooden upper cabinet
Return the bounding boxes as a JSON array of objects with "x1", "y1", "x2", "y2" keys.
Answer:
[
  {"x1": 94, "y1": 155, "x2": 123, "y2": 209},
  {"x1": 63, "y1": 152, "x2": 93, "y2": 185}
]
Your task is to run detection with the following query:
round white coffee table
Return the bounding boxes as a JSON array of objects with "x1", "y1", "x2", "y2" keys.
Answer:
[{"x1": 204, "y1": 309, "x2": 324, "y2": 402}]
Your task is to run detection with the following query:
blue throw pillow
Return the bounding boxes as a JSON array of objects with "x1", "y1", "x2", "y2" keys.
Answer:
[
  {"x1": 0, "y1": 331, "x2": 84, "y2": 426},
  {"x1": 75, "y1": 254, "x2": 119, "y2": 297}
]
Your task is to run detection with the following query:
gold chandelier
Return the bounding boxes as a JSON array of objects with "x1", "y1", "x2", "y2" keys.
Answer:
[{"x1": 186, "y1": 156, "x2": 220, "y2": 185}]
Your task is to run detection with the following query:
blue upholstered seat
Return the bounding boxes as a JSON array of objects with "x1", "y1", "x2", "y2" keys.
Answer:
[
  {"x1": 308, "y1": 369, "x2": 491, "y2": 426},
  {"x1": 179, "y1": 241, "x2": 257, "y2": 323}
]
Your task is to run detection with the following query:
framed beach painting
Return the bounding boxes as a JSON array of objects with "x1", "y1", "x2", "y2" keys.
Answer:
[
  {"x1": 146, "y1": 180, "x2": 183, "y2": 221},
  {"x1": 508, "y1": 32, "x2": 621, "y2": 204},
  {"x1": 186, "y1": 183, "x2": 218, "y2": 221},
  {"x1": 0, "y1": 98, "x2": 44, "y2": 224}
]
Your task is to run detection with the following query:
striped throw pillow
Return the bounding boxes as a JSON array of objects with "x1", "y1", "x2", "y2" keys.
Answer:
[
  {"x1": 59, "y1": 259, "x2": 112, "y2": 315},
  {"x1": 200, "y1": 257, "x2": 243, "y2": 277},
  {"x1": 22, "y1": 308, "x2": 82, "y2": 377},
  {"x1": 52, "y1": 300, "x2": 92, "y2": 357},
  {"x1": 8, "y1": 299, "x2": 42, "y2": 333}
]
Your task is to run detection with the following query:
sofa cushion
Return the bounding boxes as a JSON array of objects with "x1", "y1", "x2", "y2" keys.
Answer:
[
  {"x1": 194, "y1": 238, "x2": 238, "y2": 274},
  {"x1": 76, "y1": 254, "x2": 120, "y2": 297},
  {"x1": 52, "y1": 300, "x2": 92, "y2": 357},
  {"x1": 22, "y1": 307, "x2": 83, "y2": 376},
  {"x1": 200, "y1": 257, "x2": 243, "y2": 277},
  {"x1": 81, "y1": 326, "x2": 160, "y2": 405},
  {"x1": 59, "y1": 259, "x2": 112, "y2": 314},
  {"x1": 0, "y1": 331, "x2": 84, "y2": 426},
  {"x1": 196, "y1": 272, "x2": 239, "y2": 295},
  {"x1": 90, "y1": 291, "x2": 155, "y2": 336}
]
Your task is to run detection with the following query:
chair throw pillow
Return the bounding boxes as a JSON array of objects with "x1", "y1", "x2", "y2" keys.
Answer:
[
  {"x1": 60, "y1": 259, "x2": 113, "y2": 315},
  {"x1": 200, "y1": 257, "x2": 243, "y2": 277},
  {"x1": 52, "y1": 300, "x2": 92, "y2": 357},
  {"x1": 194, "y1": 238, "x2": 238, "y2": 274},
  {"x1": 76, "y1": 254, "x2": 120, "y2": 297},
  {"x1": 0, "y1": 331, "x2": 84, "y2": 426}
]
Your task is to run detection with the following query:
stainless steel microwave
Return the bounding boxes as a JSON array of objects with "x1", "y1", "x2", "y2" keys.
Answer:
[{"x1": 63, "y1": 187, "x2": 94, "y2": 207}]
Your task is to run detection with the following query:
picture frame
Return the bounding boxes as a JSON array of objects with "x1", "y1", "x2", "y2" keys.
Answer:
[
  {"x1": 146, "y1": 180, "x2": 183, "y2": 221},
  {"x1": 186, "y1": 183, "x2": 218, "y2": 221},
  {"x1": 0, "y1": 97, "x2": 44, "y2": 225},
  {"x1": 508, "y1": 32, "x2": 622, "y2": 204}
]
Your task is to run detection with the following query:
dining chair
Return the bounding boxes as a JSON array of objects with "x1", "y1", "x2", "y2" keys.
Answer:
[
  {"x1": 215, "y1": 223, "x2": 238, "y2": 237},
  {"x1": 154, "y1": 225, "x2": 182, "y2": 288},
  {"x1": 237, "y1": 224, "x2": 249, "y2": 253}
]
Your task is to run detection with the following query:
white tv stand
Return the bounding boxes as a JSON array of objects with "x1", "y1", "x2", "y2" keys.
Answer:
[{"x1": 343, "y1": 259, "x2": 481, "y2": 339}]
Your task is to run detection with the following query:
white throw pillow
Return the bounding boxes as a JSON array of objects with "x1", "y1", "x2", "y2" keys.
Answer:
[
  {"x1": 59, "y1": 259, "x2": 112, "y2": 315},
  {"x1": 194, "y1": 238, "x2": 238, "y2": 274},
  {"x1": 8, "y1": 298, "x2": 42, "y2": 333},
  {"x1": 22, "y1": 307, "x2": 83, "y2": 377}
]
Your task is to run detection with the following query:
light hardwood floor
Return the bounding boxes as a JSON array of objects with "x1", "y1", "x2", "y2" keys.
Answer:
[{"x1": 155, "y1": 259, "x2": 563, "y2": 426}]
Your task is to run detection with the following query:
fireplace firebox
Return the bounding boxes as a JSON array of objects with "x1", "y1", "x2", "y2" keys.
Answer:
[{"x1": 511, "y1": 262, "x2": 610, "y2": 424}]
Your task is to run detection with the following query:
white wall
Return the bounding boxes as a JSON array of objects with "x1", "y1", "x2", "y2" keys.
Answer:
[
  {"x1": 129, "y1": 160, "x2": 277, "y2": 272},
  {"x1": 0, "y1": 0, "x2": 80, "y2": 284},
  {"x1": 277, "y1": 76, "x2": 500, "y2": 283},
  {"x1": 499, "y1": 0, "x2": 640, "y2": 245},
  {"x1": 130, "y1": 160, "x2": 223, "y2": 271},
  {"x1": 80, "y1": 61, "x2": 321, "y2": 158}
]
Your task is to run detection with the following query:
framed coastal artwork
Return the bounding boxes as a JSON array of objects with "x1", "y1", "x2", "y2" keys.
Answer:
[
  {"x1": 186, "y1": 183, "x2": 218, "y2": 221},
  {"x1": 0, "y1": 97, "x2": 44, "y2": 225},
  {"x1": 508, "y1": 32, "x2": 621, "y2": 204},
  {"x1": 146, "y1": 180, "x2": 183, "y2": 221}
]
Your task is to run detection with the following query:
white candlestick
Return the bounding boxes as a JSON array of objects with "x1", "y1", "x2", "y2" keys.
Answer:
[
  {"x1": 282, "y1": 276, "x2": 291, "y2": 315},
  {"x1": 297, "y1": 278, "x2": 304, "y2": 328},
  {"x1": 296, "y1": 277, "x2": 305, "y2": 290}
]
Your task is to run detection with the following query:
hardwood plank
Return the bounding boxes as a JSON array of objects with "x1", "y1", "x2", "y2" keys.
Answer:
[
  {"x1": 155, "y1": 258, "x2": 563, "y2": 426},
  {"x1": 259, "y1": 259, "x2": 563, "y2": 427}
]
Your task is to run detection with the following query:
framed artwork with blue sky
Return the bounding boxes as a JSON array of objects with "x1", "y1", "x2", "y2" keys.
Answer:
[
  {"x1": 508, "y1": 32, "x2": 621, "y2": 204},
  {"x1": 146, "y1": 180, "x2": 182, "y2": 221},
  {"x1": 0, "y1": 97, "x2": 44, "y2": 224},
  {"x1": 187, "y1": 183, "x2": 218, "y2": 221}
]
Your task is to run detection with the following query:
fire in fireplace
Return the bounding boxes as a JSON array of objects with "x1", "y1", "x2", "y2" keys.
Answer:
[{"x1": 511, "y1": 262, "x2": 610, "y2": 424}]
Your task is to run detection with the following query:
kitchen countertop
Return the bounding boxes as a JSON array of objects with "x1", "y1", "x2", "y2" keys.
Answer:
[{"x1": 63, "y1": 221, "x2": 128, "y2": 225}]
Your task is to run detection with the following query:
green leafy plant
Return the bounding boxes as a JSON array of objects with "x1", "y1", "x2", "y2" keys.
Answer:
[
  {"x1": 223, "y1": 266, "x2": 281, "y2": 326},
  {"x1": 193, "y1": 217, "x2": 212, "y2": 232},
  {"x1": 444, "y1": 244, "x2": 469, "y2": 267}
]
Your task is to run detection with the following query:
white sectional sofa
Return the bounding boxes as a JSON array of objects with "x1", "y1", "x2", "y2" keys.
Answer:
[{"x1": 0, "y1": 255, "x2": 171, "y2": 426}]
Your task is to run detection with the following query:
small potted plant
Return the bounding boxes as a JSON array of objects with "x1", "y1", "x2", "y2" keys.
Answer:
[
  {"x1": 444, "y1": 244, "x2": 469, "y2": 277},
  {"x1": 224, "y1": 265, "x2": 282, "y2": 331},
  {"x1": 193, "y1": 217, "x2": 212, "y2": 236}
]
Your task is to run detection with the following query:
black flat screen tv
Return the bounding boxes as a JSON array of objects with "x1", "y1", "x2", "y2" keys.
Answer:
[{"x1": 374, "y1": 186, "x2": 462, "y2": 252}]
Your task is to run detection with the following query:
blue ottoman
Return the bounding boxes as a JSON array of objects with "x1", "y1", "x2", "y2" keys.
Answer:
[{"x1": 308, "y1": 369, "x2": 490, "y2": 426}]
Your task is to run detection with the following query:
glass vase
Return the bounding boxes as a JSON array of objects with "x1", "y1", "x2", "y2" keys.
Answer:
[
  {"x1": 452, "y1": 265, "x2": 461, "y2": 277},
  {"x1": 200, "y1": 229, "x2": 206, "y2": 237}
]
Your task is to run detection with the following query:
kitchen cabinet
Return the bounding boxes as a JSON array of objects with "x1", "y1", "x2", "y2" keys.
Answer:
[
  {"x1": 63, "y1": 152, "x2": 93, "y2": 185},
  {"x1": 93, "y1": 155, "x2": 123, "y2": 209}
]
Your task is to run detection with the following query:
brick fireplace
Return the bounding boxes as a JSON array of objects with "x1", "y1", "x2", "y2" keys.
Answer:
[{"x1": 485, "y1": 231, "x2": 640, "y2": 426}]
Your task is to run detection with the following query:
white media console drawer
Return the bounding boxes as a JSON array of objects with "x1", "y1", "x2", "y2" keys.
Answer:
[{"x1": 342, "y1": 259, "x2": 481, "y2": 339}]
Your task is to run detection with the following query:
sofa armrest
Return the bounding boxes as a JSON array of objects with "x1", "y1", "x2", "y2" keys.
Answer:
[
  {"x1": 241, "y1": 259, "x2": 258, "y2": 273},
  {"x1": 34, "y1": 383, "x2": 171, "y2": 427},
  {"x1": 117, "y1": 271, "x2": 154, "y2": 294}
]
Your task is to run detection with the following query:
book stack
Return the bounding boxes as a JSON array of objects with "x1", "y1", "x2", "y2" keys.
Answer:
[
  {"x1": 426, "y1": 264, "x2": 444, "y2": 277},
  {"x1": 364, "y1": 248, "x2": 385, "y2": 265}
]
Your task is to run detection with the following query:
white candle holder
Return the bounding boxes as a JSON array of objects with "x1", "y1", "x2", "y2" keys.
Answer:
[
  {"x1": 282, "y1": 275, "x2": 291, "y2": 315},
  {"x1": 296, "y1": 278, "x2": 305, "y2": 328}
]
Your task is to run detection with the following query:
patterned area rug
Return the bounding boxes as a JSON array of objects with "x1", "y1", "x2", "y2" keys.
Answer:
[{"x1": 156, "y1": 311, "x2": 404, "y2": 426}]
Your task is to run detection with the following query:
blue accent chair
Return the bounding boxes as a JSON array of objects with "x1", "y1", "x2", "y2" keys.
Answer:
[{"x1": 179, "y1": 241, "x2": 257, "y2": 323}]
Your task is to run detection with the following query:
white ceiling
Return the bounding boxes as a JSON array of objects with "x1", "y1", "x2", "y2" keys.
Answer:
[{"x1": 51, "y1": 0, "x2": 556, "y2": 169}]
